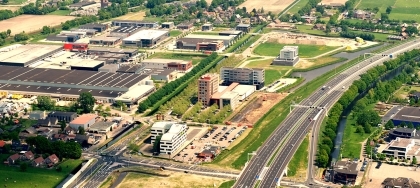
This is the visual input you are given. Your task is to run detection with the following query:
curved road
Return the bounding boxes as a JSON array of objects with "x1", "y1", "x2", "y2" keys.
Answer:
[{"x1": 234, "y1": 39, "x2": 420, "y2": 188}]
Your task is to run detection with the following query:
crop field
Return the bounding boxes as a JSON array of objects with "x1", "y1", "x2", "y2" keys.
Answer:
[
  {"x1": 240, "y1": 0, "x2": 296, "y2": 14},
  {"x1": 0, "y1": 159, "x2": 82, "y2": 188},
  {"x1": 253, "y1": 42, "x2": 337, "y2": 58},
  {"x1": 389, "y1": 0, "x2": 420, "y2": 22},
  {"x1": 0, "y1": 15, "x2": 75, "y2": 35},
  {"x1": 112, "y1": 11, "x2": 145, "y2": 20},
  {"x1": 287, "y1": 0, "x2": 309, "y2": 14},
  {"x1": 48, "y1": 10, "x2": 71, "y2": 16}
]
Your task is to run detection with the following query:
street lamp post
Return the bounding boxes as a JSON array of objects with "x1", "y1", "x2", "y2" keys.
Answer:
[{"x1": 247, "y1": 151, "x2": 257, "y2": 164}]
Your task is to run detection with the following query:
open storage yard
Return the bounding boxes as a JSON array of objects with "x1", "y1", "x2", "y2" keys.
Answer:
[
  {"x1": 0, "y1": 15, "x2": 75, "y2": 35},
  {"x1": 239, "y1": 0, "x2": 296, "y2": 13}
]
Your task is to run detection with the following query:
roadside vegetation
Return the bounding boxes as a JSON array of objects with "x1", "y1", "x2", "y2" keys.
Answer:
[
  {"x1": 253, "y1": 42, "x2": 337, "y2": 57},
  {"x1": 287, "y1": 135, "x2": 309, "y2": 177},
  {"x1": 169, "y1": 30, "x2": 182, "y2": 37},
  {"x1": 316, "y1": 49, "x2": 420, "y2": 167}
]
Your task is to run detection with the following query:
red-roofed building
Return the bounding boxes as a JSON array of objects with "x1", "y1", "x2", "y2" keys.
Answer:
[
  {"x1": 6, "y1": 153, "x2": 20, "y2": 165},
  {"x1": 23, "y1": 151, "x2": 34, "y2": 160},
  {"x1": 45, "y1": 154, "x2": 59, "y2": 167},
  {"x1": 0, "y1": 140, "x2": 5, "y2": 148},
  {"x1": 69, "y1": 114, "x2": 97, "y2": 130},
  {"x1": 32, "y1": 157, "x2": 44, "y2": 167}
]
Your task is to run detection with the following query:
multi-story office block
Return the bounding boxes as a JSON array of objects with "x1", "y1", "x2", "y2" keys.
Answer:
[
  {"x1": 198, "y1": 73, "x2": 219, "y2": 106},
  {"x1": 220, "y1": 67, "x2": 265, "y2": 90}
]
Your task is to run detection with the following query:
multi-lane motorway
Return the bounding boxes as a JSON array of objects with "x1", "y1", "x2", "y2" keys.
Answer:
[{"x1": 235, "y1": 39, "x2": 420, "y2": 188}]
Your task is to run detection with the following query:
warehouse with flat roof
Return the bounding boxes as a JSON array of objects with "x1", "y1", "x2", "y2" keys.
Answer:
[
  {"x1": 89, "y1": 36, "x2": 122, "y2": 46},
  {"x1": 109, "y1": 26, "x2": 143, "y2": 38},
  {"x1": 141, "y1": 58, "x2": 192, "y2": 72},
  {"x1": 0, "y1": 66, "x2": 153, "y2": 103},
  {"x1": 87, "y1": 47, "x2": 138, "y2": 57},
  {"x1": 183, "y1": 34, "x2": 235, "y2": 47},
  {"x1": 0, "y1": 45, "x2": 63, "y2": 67},
  {"x1": 111, "y1": 20, "x2": 159, "y2": 28},
  {"x1": 122, "y1": 30, "x2": 169, "y2": 47}
]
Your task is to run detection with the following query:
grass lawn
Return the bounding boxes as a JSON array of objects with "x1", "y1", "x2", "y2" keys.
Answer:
[
  {"x1": 287, "y1": 135, "x2": 309, "y2": 177},
  {"x1": 169, "y1": 30, "x2": 182, "y2": 37},
  {"x1": 287, "y1": 0, "x2": 309, "y2": 14},
  {"x1": 3, "y1": 0, "x2": 26, "y2": 4},
  {"x1": 148, "y1": 52, "x2": 206, "y2": 65},
  {"x1": 389, "y1": 0, "x2": 420, "y2": 22},
  {"x1": 245, "y1": 58, "x2": 291, "y2": 73},
  {"x1": 295, "y1": 56, "x2": 346, "y2": 70},
  {"x1": 219, "y1": 180, "x2": 235, "y2": 188},
  {"x1": 356, "y1": 0, "x2": 396, "y2": 19},
  {"x1": 350, "y1": 30, "x2": 391, "y2": 41},
  {"x1": 265, "y1": 69, "x2": 283, "y2": 85},
  {"x1": 0, "y1": 159, "x2": 82, "y2": 187},
  {"x1": 47, "y1": 10, "x2": 71, "y2": 16},
  {"x1": 193, "y1": 31, "x2": 220, "y2": 35},
  {"x1": 341, "y1": 116, "x2": 378, "y2": 158},
  {"x1": 254, "y1": 42, "x2": 338, "y2": 58}
]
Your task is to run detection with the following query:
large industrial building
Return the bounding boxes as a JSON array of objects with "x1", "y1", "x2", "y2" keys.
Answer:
[
  {"x1": 79, "y1": 23, "x2": 108, "y2": 32},
  {"x1": 176, "y1": 34, "x2": 235, "y2": 51},
  {"x1": 122, "y1": 30, "x2": 169, "y2": 47},
  {"x1": 108, "y1": 26, "x2": 143, "y2": 38},
  {"x1": 391, "y1": 106, "x2": 420, "y2": 127},
  {"x1": 272, "y1": 46, "x2": 300, "y2": 66},
  {"x1": 0, "y1": 44, "x2": 63, "y2": 67},
  {"x1": 141, "y1": 59, "x2": 193, "y2": 72},
  {"x1": 151, "y1": 122, "x2": 187, "y2": 155},
  {"x1": 89, "y1": 36, "x2": 122, "y2": 46},
  {"x1": 0, "y1": 65, "x2": 154, "y2": 104},
  {"x1": 87, "y1": 47, "x2": 138, "y2": 58},
  {"x1": 111, "y1": 20, "x2": 159, "y2": 28},
  {"x1": 220, "y1": 67, "x2": 265, "y2": 90}
]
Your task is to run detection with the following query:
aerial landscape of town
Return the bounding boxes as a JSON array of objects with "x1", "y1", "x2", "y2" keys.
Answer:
[{"x1": 1, "y1": 0, "x2": 420, "y2": 187}]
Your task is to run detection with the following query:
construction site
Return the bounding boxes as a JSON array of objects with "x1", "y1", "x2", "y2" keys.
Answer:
[
  {"x1": 229, "y1": 93, "x2": 287, "y2": 125},
  {"x1": 265, "y1": 33, "x2": 352, "y2": 47}
]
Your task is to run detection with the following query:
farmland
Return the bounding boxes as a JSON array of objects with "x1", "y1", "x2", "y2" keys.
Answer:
[
  {"x1": 0, "y1": 15, "x2": 75, "y2": 35},
  {"x1": 240, "y1": 0, "x2": 296, "y2": 14},
  {"x1": 253, "y1": 42, "x2": 338, "y2": 57}
]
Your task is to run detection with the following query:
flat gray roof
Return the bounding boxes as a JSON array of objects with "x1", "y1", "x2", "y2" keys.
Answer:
[
  {"x1": 0, "y1": 45, "x2": 63, "y2": 65},
  {"x1": 184, "y1": 34, "x2": 234, "y2": 40},
  {"x1": 90, "y1": 121, "x2": 115, "y2": 131},
  {"x1": 393, "y1": 106, "x2": 420, "y2": 123},
  {"x1": 90, "y1": 36, "x2": 121, "y2": 42}
]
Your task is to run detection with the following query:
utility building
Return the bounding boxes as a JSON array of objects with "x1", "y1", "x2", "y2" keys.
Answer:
[{"x1": 272, "y1": 46, "x2": 300, "y2": 66}]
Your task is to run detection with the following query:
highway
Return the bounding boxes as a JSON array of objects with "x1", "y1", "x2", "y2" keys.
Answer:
[{"x1": 235, "y1": 39, "x2": 420, "y2": 188}]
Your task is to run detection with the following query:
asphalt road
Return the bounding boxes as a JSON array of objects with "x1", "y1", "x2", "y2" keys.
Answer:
[{"x1": 235, "y1": 39, "x2": 420, "y2": 188}]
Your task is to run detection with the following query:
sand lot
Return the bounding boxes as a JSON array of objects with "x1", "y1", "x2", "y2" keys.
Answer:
[
  {"x1": 240, "y1": 0, "x2": 295, "y2": 13},
  {"x1": 320, "y1": 0, "x2": 347, "y2": 6},
  {"x1": 117, "y1": 171, "x2": 228, "y2": 188},
  {"x1": 365, "y1": 162, "x2": 420, "y2": 188},
  {"x1": 0, "y1": 15, "x2": 75, "y2": 35}
]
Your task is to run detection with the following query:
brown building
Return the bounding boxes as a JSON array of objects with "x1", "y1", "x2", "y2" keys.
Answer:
[
  {"x1": 382, "y1": 177, "x2": 420, "y2": 188},
  {"x1": 198, "y1": 73, "x2": 219, "y2": 106},
  {"x1": 177, "y1": 21, "x2": 194, "y2": 30},
  {"x1": 330, "y1": 160, "x2": 358, "y2": 185}
]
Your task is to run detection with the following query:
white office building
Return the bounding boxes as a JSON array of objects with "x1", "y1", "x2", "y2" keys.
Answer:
[
  {"x1": 151, "y1": 122, "x2": 187, "y2": 154},
  {"x1": 272, "y1": 46, "x2": 300, "y2": 66},
  {"x1": 382, "y1": 137, "x2": 420, "y2": 160}
]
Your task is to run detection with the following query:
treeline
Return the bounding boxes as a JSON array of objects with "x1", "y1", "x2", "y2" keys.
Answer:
[
  {"x1": 137, "y1": 53, "x2": 219, "y2": 113},
  {"x1": 62, "y1": 16, "x2": 98, "y2": 30},
  {"x1": 339, "y1": 31, "x2": 375, "y2": 41},
  {"x1": 98, "y1": 3, "x2": 129, "y2": 20},
  {"x1": 340, "y1": 20, "x2": 419, "y2": 35},
  {"x1": 316, "y1": 49, "x2": 420, "y2": 167},
  {"x1": 26, "y1": 136, "x2": 82, "y2": 159},
  {"x1": 0, "y1": 29, "x2": 11, "y2": 46},
  {"x1": 21, "y1": 2, "x2": 57, "y2": 15}
]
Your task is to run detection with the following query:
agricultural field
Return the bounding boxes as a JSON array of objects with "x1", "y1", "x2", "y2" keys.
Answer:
[
  {"x1": 240, "y1": 0, "x2": 296, "y2": 14},
  {"x1": 389, "y1": 0, "x2": 420, "y2": 22},
  {"x1": 0, "y1": 15, "x2": 75, "y2": 35},
  {"x1": 0, "y1": 159, "x2": 82, "y2": 188},
  {"x1": 253, "y1": 42, "x2": 338, "y2": 57},
  {"x1": 117, "y1": 171, "x2": 228, "y2": 188},
  {"x1": 112, "y1": 11, "x2": 145, "y2": 20},
  {"x1": 287, "y1": 0, "x2": 309, "y2": 14},
  {"x1": 320, "y1": 0, "x2": 347, "y2": 6},
  {"x1": 148, "y1": 53, "x2": 206, "y2": 65}
]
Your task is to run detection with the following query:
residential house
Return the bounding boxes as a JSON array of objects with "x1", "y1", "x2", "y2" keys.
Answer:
[
  {"x1": 400, "y1": 32, "x2": 409, "y2": 39},
  {"x1": 353, "y1": 10, "x2": 375, "y2": 20},
  {"x1": 313, "y1": 24, "x2": 326, "y2": 30},
  {"x1": 11, "y1": 140, "x2": 21, "y2": 150},
  {"x1": 32, "y1": 157, "x2": 44, "y2": 167},
  {"x1": 52, "y1": 134, "x2": 70, "y2": 142},
  {"x1": 64, "y1": 126, "x2": 77, "y2": 135},
  {"x1": 22, "y1": 151, "x2": 34, "y2": 160},
  {"x1": 19, "y1": 127, "x2": 38, "y2": 140},
  {"x1": 6, "y1": 153, "x2": 20, "y2": 165},
  {"x1": 301, "y1": 16, "x2": 317, "y2": 23},
  {"x1": 45, "y1": 154, "x2": 59, "y2": 167},
  {"x1": 214, "y1": 17, "x2": 224, "y2": 25},
  {"x1": 37, "y1": 117, "x2": 59, "y2": 127},
  {"x1": 0, "y1": 140, "x2": 5, "y2": 149}
]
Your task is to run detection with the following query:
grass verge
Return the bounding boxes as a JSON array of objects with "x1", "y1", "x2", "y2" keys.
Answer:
[
  {"x1": 253, "y1": 42, "x2": 338, "y2": 57},
  {"x1": 235, "y1": 35, "x2": 262, "y2": 53},
  {"x1": 287, "y1": 135, "x2": 309, "y2": 176},
  {"x1": 169, "y1": 30, "x2": 182, "y2": 37},
  {"x1": 219, "y1": 180, "x2": 236, "y2": 188}
]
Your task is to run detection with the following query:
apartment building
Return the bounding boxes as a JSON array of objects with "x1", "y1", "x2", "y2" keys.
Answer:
[
  {"x1": 198, "y1": 73, "x2": 219, "y2": 106},
  {"x1": 151, "y1": 122, "x2": 187, "y2": 155},
  {"x1": 220, "y1": 67, "x2": 265, "y2": 90}
]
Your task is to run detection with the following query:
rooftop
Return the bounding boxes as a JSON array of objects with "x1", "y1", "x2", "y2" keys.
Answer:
[
  {"x1": 184, "y1": 34, "x2": 234, "y2": 41},
  {"x1": 148, "y1": 68, "x2": 176, "y2": 77},
  {"x1": 34, "y1": 51, "x2": 104, "y2": 69},
  {"x1": 116, "y1": 64, "x2": 143, "y2": 73},
  {"x1": 114, "y1": 84, "x2": 155, "y2": 102},
  {"x1": 199, "y1": 73, "x2": 218, "y2": 80},
  {"x1": 212, "y1": 82, "x2": 239, "y2": 99},
  {"x1": 382, "y1": 177, "x2": 420, "y2": 188},
  {"x1": 388, "y1": 138, "x2": 414, "y2": 148},
  {"x1": 151, "y1": 121, "x2": 173, "y2": 130},
  {"x1": 123, "y1": 30, "x2": 169, "y2": 41},
  {"x1": 111, "y1": 26, "x2": 142, "y2": 34},
  {"x1": 70, "y1": 114, "x2": 97, "y2": 124},
  {"x1": 333, "y1": 160, "x2": 358, "y2": 175},
  {"x1": 90, "y1": 36, "x2": 121, "y2": 42},
  {"x1": 0, "y1": 45, "x2": 63, "y2": 65},
  {"x1": 219, "y1": 30, "x2": 242, "y2": 35},
  {"x1": 69, "y1": 1, "x2": 96, "y2": 7},
  {"x1": 141, "y1": 58, "x2": 190, "y2": 64},
  {"x1": 221, "y1": 91, "x2": 239, "y2": 99},
  {"x1": 232, "y1": 84, "x2": 256, "y2": 95},
  {"x1": 87, "y1": 47, "x2": 138, "y2": 54},
  {"x1": 112, "y1": 20, "x2": 158, "y2": 24},
  {"x1": 161, "y1": 123, "x2": 186, "y2": 141},
  {"x1": 90, "y1": 121, "x2": 115, "y2": 131},
  {"x1": 393, "y1": 106, "x2": 420, "y2": 123}
]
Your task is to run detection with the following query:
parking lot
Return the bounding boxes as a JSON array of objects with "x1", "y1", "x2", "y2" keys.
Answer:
[
  {"x1": 365, "y1": 162, "x2": 420, "y2": 188},
  {"x1": 172, "y1": 125, "x2": 249, "y2": 163}
]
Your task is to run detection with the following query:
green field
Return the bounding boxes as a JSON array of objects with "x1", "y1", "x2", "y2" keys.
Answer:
[
  {"x1": 356, "y1": 0, "x2": 395, "y2": 15},
  {"x1": 148, "y1": 53, "x2": 206, "y2": 65},
  {"x1": 265, "y1": 69, "x2": 283, "y2": 85},
  {"x1": 169, "y1": 30, "x2": 182, "y2": 37},
  {"x1": 48, "y1": 10, "x2": 71, "y2": 16},
  {"x1": 356, "y1": 0, "x2": 420, "y2": 22},
  {"x1": 287, "y1": 0, "x2": 309, "y2": 14},
  {"x1": 245, "y1": 58, "x2": 291, "y2": 73},
  {"x1": 3, "y1": 0, "x2": 26, "y2": 4},
  {"x1": 350, "y1": 30, "x2": 391, "y2": 41},
  {"x1": 287, "y1": 135, "x2": 309, "y2": 177},
  {"x1": 295, "y1": 25, "x2": 339, "y2": 37},
  {"x1": 253, "y1": 42, "x2": 337, "y2": 58},
  {"x1": 219, "y1": 180, "x2": 235, "y2": 188},
  {"x1": 0, "y1": 159, "x2": 82, "y2": 188}
]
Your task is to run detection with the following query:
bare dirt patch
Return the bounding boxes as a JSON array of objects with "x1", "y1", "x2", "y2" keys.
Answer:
[
  {"x1": 365, "y1": 163, "x2": 420, "y2": 188},
  {"x1": 0, "y1": 6, "x2": 21, "y2": 11},
  {"x1": 0, "y1": 15, "x2": 75, "y2": 35},
  {"x1": 266, "y1": 32, "x2": 352, "y2": 47},
  {"x1": 231, "y1": 93, "x2": 287, "y2": 125},
  {"x1": 117, "y1": 171, "x2": 228, "y2": 188},
  {"x1": 112, "y1": 11, "x2": 145, "y2": 20},
  {"x1": 320, "y1": 0, "x2": 348, "y2": 6},
  {"x1": 295, "y1": 56, "x2": 342, "y2": 69},
  {"x1": 240, "y1": 0, "x2": 295, "y2": 14}
]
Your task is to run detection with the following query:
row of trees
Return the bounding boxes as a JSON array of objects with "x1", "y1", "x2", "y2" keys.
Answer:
[
  {"x1": 62, "y1": 15, "x2": 98, "y2": 30},
  {"x1": 340, "y1": 20, "x2": 419, "y2": 35},
  {"x1": 316, "y1": 49, "x2": 420, "y2": 168},
  {"x1": 32, "y1": 92, "x2": 96, "y2": 114},
  {"x1": 98, "y1": 2, "x2": 129, "y2": 20},
  {"x1": 0, "y1": 29, "x2": 11, "y2": 46},
  {"x1": 339, "y1": 31, "x2": 375, "y2": 41},
  {"x1": 137, "y1": 53, "x2": 219, "y2": 113},
  {"x1": 26, "y1": 136, "x2": 82, "y2": 159}
]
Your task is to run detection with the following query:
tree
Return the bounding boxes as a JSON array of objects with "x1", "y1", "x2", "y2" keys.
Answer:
[
  {"x1": 381, "y1": 13, "x2": 389, "y2": 21},
  {"x1": 364, "y1": 123, "x2": 372, "y2": 133},
  {"x1": 35, "y1": 96, "x2": 55, "y2": 110},
  {"x1": 412, "y1": 156, "x2": 418, "y2": 165},
  {"x1": 6, "y1": 29, "x2": 11, "y2": 36},
  {"x1": 2, "y1": 0, "x2": 8, "y2": 4},
  {"x1": 407, "y1": 122, "x2": 414, "y2": 129},
  {"x1": 77, "y1": 92, "x2": 95, "y2": 113},
  {"x1": 59, "y1": 121, "x2": 66, "y2": 132},
  {"x1": 78, "y1": 126, "x2": 85, "y2": 134},
  {"x1": 41, "y1": 26, "x2": 51, "y2": 35},
  {"x1": 20, "y1": 162, "x2": 28, "y2": 172},
  {"x1": 384, "y1": 120, "x2": 395, "y2": 130},
  {"x1": 386, "y1": 6, "x2": 392, "y2": 14},
  {"x1": 153, "y1": 135, "x2": 162, "y2": 153},
  {"x1": 356, "y1": 126, "x2": 364, "y2": 134}
]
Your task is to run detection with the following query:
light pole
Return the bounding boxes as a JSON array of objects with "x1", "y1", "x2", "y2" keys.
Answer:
[{"x1": 247, "y1": 151, "x2": 257, "y2": 164}]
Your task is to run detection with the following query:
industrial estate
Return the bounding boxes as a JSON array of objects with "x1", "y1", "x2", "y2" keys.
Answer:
[{"x1": 1, "y1": 0, "x2": 420, "y2": 187}]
